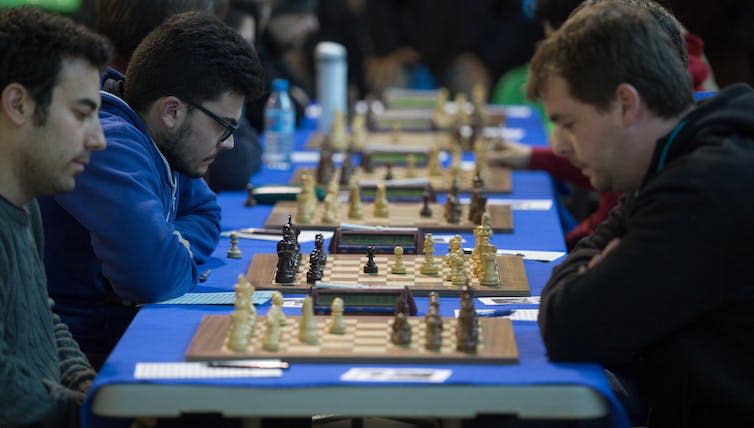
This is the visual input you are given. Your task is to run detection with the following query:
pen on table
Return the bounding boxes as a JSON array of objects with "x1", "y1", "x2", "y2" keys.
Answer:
[
  {"x1": 198, "y1": 269, "x2": 212, "y2": 282},
  {"x1": 207, "y1": 359, "x2": 289, "y2": 369},
  {"x1": 475, "y1": 309, "x2": 515, "y2": 318}
]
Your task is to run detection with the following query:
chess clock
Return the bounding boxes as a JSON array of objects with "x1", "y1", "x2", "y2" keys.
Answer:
[
  {"x1": 310, "y1": 285, "x2": 417, "y2": 315},
  {"x1": 329, "y1": 227, "x2": 422, "y2": 254},
  {"x1": 358, "y1": 182, "x2": 436, "y2": 203},
  {"x1": 361, "y1": 147, "x2": 430, "y2": 167},
  {"x1": 250, "y1": 185, "x2": 325, "y2": 204}
]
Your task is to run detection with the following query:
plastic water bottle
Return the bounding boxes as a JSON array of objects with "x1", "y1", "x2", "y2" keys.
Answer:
[
  {"x1": 315, "y1": 41, "x2": 347, "y2": 134},
  {"x1": 263, "y1": 78, "x2": 295, "y2": 170}
]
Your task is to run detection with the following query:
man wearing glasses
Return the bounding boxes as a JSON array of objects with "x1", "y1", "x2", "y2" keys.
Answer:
[{"x1": 39, "y1": 12, "x2": 264, "y2": 367}]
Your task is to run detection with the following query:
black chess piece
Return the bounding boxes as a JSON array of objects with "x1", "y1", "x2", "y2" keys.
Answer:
[
  {"x1": 444, "y1": 194, "x2": 461, "y2": 224},
  {"x1": 424, "y1": 306, "x2": 443, "y2": 351},
  {"x1": 275, "y1": 231, "x2": 296, "y2": 284},
  {"x1": 287, "y1": 214, "x2": 301, "y2": 267},
  {"x1": 384, "y1": 161, "x2": 394, "y2": 180},
  {"x1": 420, "y1": 192, "x2": 433, "y2": 218},
  {"x1": 244, "y1": 183, "x2": 257, "y2": 207},
  {"x1": 362, "y1": 153, "x2": 374, "y2": 173},
  {"x1": 306, "y1": 249, "x2": 323, "y2": 284},
  {"x1": 363, "y1": 245, "x2": 378, "y2": 274},
  {"x1": 391, "y1": 312, "x2": 412, "y2": 346},
  {"x1": 471, "y1": 195, "x2": 487, "y2": 225},
  {"x1": 316, "y1": 147, "x2": 335, "y2": 185},
  {"x1": 314, "y1": 233, "x2": 327, "y2": 268},
  {"x1": 339, "y1": 151, "x2": 354, "y2": 185},
  {"x1": 455, "y1": 285, "x2": 479, "y2": 353},
  {"x1": 472, "y1": 170, "x2": 485, "y2": 190}
]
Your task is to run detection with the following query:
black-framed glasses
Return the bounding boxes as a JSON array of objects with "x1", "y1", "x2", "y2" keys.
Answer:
[{"x1": 183, "y1": 98, "x2": 238, "y2": 143}]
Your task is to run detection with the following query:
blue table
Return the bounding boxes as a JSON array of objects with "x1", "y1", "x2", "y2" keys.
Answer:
[{"x1": 83, "y1": 106, "x2": 630, "y2": 427}]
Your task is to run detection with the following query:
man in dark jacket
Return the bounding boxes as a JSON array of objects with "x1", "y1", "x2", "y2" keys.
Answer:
[{"x1": 528, "y1": 3, "x2": 754, "y2": 427}]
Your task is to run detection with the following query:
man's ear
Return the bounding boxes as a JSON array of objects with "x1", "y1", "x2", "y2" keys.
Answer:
[
  {"x1": 615, "y1": 83, "x2": 640, "y2": 127},
  {"x1": 1, "y1": 83, "x2": 33, "y2": 126},
  {"x1": 156, "y1": 96, "x2": 184, "y2": 130}
]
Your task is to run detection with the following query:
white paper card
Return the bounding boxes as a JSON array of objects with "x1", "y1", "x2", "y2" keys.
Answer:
[
  {"x1": 478, "y1": 296, "x2": 541, "y2": 305},
  {"x1": 223, "y1": 229, "x2": 333, "y2": 243},
  {"x1": 156, "y1": 291, "x2": 273, "y2": 305},
  {"x1": 341, "y1": 368, "x2": 452, "y2": 383},
  {"x1": 134, "y1": 362, "x2": 283, "y2": 379},
  {"x1": 431, "y1": 234, "x2": 466, "y2": 245},
  {"x1": 283, "y1": 297, "x2": 305, "y2": 308},
  {"x1": 292, "y1": 152, "x2": 345, "y2": 164},
  {"x1": 496, "y1": 249, "x2": 566, "y2": 262}
]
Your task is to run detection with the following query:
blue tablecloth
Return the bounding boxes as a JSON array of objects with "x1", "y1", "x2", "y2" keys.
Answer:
[{"x1": 82, "y1": 105, "x2": 630, "y2": 428}]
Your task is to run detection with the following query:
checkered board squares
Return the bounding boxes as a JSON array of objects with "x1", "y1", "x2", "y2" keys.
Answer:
[
  {"x1": 246, "y1": 253, "x2": 530, "y2": 297},
  {"x1": 186, "y1": 315, "x2": 519, "y2": 364},
  {"x1": 264, "y1": 201, "x2": 513, "y2": 232}
]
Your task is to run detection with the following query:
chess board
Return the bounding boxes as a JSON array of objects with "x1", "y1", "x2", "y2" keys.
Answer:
[
  {"x1": 186, "y1": 314, "x2": 519, "y2": 364},
  {"x1": 306, "y1": 131, "x2": 468, "y2": 151},
  {"x1": 264, "y1": 201, "x2": 513, "y2": 232},
  {"x1": 246, "y1": 253, "x2": 530, "y2": 297},
  {"x1": 290, "y1": 165, "x2": 512, "y2": 193}
]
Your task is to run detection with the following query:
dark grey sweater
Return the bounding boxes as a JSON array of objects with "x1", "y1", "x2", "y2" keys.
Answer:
[{"x1": 0, "y1": 197, "x2": 95, "y2": 427}]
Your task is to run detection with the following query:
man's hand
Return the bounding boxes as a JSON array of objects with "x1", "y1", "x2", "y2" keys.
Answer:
[
  {"x1": 579, "y1": 238, "x2": 621, "y2": 273},
  {"x1": 490, "y1": 139, "x2": 533, "y2": 169}
]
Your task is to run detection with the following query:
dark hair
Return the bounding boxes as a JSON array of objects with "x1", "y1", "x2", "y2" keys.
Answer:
[
  {"x1": 95, "y1": 0, "x2": 214, "y2": 63},
  {"x1": 0, "y1": 6, "x2": 111, "y2": 125},
  {"x1": 124, "y1": 11, "x2": 265, "y2": 113},
  {"x1": 575, "y1": 0, "x2": 688, "y2": 68},
  {"x1": 527, "y1": 2, "x2": 693, "y2": 118}
]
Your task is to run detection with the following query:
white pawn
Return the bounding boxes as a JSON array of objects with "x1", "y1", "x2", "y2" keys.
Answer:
[
  {"x1": 298, "y1": 296, "x2": 319, "y2": 345},
  {"x1": 329, "y1": 297, "x2": 346, "y2": 335},
  {"x1": 348, "y1": 182, "x2": 363, "y2": 220},
  {"x1": 373, "y1": 183, "x2": 389, "y2": 218},
  {"x1": 268, "y1": 291, "x2": 287, "y2": 326},
  {"x1": 262, "y1": 313, "x2": 281, "y2": 352},
  {"x1": 420, "y1": 233, "x2": 439, "y2": 275},
  {"x1": 390, "y1": 246, "x2": 407, "y2": 274}
]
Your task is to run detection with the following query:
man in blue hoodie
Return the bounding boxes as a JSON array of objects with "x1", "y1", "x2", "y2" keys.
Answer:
[{"x1": 39, "y1": 11, "x2": 264, "y2": 368}]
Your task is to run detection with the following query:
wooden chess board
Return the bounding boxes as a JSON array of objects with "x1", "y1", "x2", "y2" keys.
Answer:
[
  {"x1": 264, "y1": 201, "x2": 513, "y2": 232},
  {"x1": 246, "y1": 253, "x2": 530, "y2": 297},
  {"x1": 186, "y1": 314, "x2": 519, "y2": 364},
  {"x1": 306, "y1": 131, "x2": 463, "y2": 151},
  {"x1": 290, "y1": 165, "x2": 512, "y2": 193}
]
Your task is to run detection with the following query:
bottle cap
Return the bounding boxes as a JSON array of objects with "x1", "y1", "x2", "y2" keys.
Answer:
[{"x1": 272, "y1": 78, "x2": 289, "y2": 92}]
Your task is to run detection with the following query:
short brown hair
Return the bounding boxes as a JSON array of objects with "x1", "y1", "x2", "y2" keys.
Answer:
[{"x1": 527, "y1": 2, "x2": 693, "y2": 118}]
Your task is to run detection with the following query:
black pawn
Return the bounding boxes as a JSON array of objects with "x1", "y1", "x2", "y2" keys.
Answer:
[
  {"x1": 384, "y1": 161, "x2": 394, "y2": 180},
  {"x1": 420, "y1": 192, "x2": 433, "y2": 218},
  {"x1": 391, "y1": 312, "x2": 412, "y2": 346},
  {"x1": 363, "y1": 245, "x2": 378, "y2": 274},
  {"x1": 244, "y1": 183, "x2": 257, "y2": 207},
  {"x1": 314, "y1": 233, "x2": 328, "y2": 268},
  {"x1": 306, "y1": 250, "x2": 323, "y2": 284},
  {"x1": 456, "y1": 285, "x2": 479, "y2": 353}
]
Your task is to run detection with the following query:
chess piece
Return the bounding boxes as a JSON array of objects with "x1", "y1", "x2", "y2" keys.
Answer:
[
  {"x1": 390, "y1": 124, "x2": 401, "y2": 144},
  {"x1": 424, "y1": 302, "x2": 443, "y2": 351},
  {"x1": 244, "y1": 183, "x2": 257, "y2": 207},
  {"x1": 390, "y1": 311, "x2": 412, "y2": 347},
  {"x1": 384, "y1": 161, "x2": 394, "y2": 181},
  {"x1": 456, "y1": 285, "x2": 479, "y2": 353},
  {"x1": 262, "y1": 313, "x2": 281, "y2": 352},
  {"x1": 227, "y1": 231, "x2": 242, "y2": 259},
  {"x1": 373, "y1": 183, "x2": 389, "y2": 218},
  {"x1": 351, "y1": 113, "x2": 368, "y2": 151},
  {"x1": 405, "y1": 154, "x2": 416, "y2": 178},
  {"x1": 321, "y1": 189, "x2": 338, "y2": 224},
  {"x1": 444, "y1": 194, "x2": 462, "y2": 224},
  {"x1": 480, "y1": 244, "x2": 500, "y2": 286},
  {"x1": 226, "y1": 310, "x2": 250, "y2": 352},
  {"x1": 419, "y1": 191, "x2": 433, "y2": 218},
  {"x1": 328, "y1": 110, "x2": 347, "y2": 150},
  {"x1": 328, "y1": 297, "x2": 346, "y2": 334},
  {"x1": 298, "y1": 296, "x2": 319, "y2": 345},
  {"x1": 427, "y1": 144, "x2": 442, "y2": 176},
  {"x1": 395, "y1": 295, "x2": 409, "y2": 316},
  {"x1": 361, "y1": 152, "x2": 375, "y2": 173},
  {"x1": 347, "y1": 182, "x2": 363, "y2": 219},
  {"x1": 432, "y1": 87, "x2": 450, "y2": 129},
  {"x1": 316, "y1": 146, "x2": 335, "y2": 185},
  {"x1": 363, "y1": 245, "x2": 378, "y2": 274},
  {"x1": 419, "y1": 233, "x2": 439, "y2": 274},
  {"x1": 295, "y1": 173, "x2": 316, "y2": 224},
  {"x1": 451, "y1": 251, "x2": 468, "y2": 286},
  {"x1": 306, "y1": 250, "x2": 323, "y2": 284},
  {"x1": 275, "y1": 224, "x2": 297, "y2": 283},
  {"x1": 270, "y1": 291, "x2": 287, "y2": 325},
  {"x1": 234, "y1": 274, "x2": 257, "y2": 337},
  {"x1": 339, "y1": 150, "x2": 354, "y2": 185},
  {"x1": 390, "y1": 246, "x2": 407, "y2": 274},
  {"x1": 314, "y1": 233, "x2": 328, "y2": 268}
]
